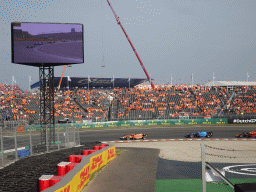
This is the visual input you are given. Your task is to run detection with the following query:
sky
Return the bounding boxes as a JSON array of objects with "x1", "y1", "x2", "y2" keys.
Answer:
[
  {"x1": 13, "y1": 23, "x2": 83, "y2": 35},
  {"x1": 0, "y1": 0, "x2": 256, "y2": 91}
]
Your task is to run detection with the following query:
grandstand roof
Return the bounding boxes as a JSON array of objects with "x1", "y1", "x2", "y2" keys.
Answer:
[
  {"x1": 30, "y1": 77, "x2": 148, "y2": 90},
  {"x1": 205, "y1": 81, "x2": 256, "y2": 86}
]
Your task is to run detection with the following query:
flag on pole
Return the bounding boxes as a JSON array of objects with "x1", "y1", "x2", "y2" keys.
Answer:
[
  {"x1": 88, "y1": 76, "x2": 91, "y2": 82},
  {"x1": 12, "y1": 76, "x2": 16, "y2": 84},
  {"x1": 111, "y1": 76, "x2": 114, "y2": 82},
  {"x1": 67, "y1": 76, "x2": 71, "y2": 81},
  {"x1": 29, "y1": 75, "x2": 32, "y2": 82},
  {"x1": 128, "y1": 76, "x2": 130, "y2": 82}
]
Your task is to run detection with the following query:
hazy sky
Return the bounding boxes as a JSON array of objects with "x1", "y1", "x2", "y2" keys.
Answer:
[{"x1": 0, "y1": 0, "x2": 256, "y2": 90}]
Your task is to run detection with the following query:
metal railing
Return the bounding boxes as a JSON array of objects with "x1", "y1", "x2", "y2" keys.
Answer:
[{"x1": 0, "y1": 122, "x2": 80, "y2": 168}]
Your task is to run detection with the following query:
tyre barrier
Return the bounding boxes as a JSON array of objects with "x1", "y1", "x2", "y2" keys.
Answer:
[
  {"x1": 40, "y1": 143, "x2": 115, "y2": 192},
  {"x1": 57, "y1": 162, "x2": 71, "y2": 176}
]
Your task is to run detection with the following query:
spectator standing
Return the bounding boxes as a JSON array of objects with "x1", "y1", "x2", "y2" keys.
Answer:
[{"x1": 7, "y1": 114, "x2": 10, "y2": 121}]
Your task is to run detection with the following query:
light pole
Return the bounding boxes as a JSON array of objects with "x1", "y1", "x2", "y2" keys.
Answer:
[
  {"x1": 171, "y1": 74, "x2": 172, "y2": 87},
  {"x1": 88, "y1": 76, "x2": 90, "y2": 90},
  {"x1": 112, "y1": 76, "x2": 114, "y2": 89},
  {"x1": 128, "y1": 75, "x2": 130, "y2": 90}
]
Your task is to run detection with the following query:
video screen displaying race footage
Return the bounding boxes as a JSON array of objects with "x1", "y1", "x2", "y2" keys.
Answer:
[{"x1": 11, "y1": 22, "x2": 84, "y2": 66}]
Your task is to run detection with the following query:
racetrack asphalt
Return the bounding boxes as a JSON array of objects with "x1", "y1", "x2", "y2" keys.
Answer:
[
  {"x1": 2, "y1": 125, "x2": 256, "y2": 151},
  {"x1": 82, "y1": 147, "x2": 160, "y2": 192}
]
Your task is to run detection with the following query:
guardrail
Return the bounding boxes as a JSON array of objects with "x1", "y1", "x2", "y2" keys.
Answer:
[
  {"x1": 42, "y1": 144, "x2": 116, "y2": 192},
  {"x1": 24, "y1": 118, "x2": 228, "y2": 131}
]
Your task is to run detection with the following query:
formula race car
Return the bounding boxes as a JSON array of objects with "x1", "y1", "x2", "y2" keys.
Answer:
[
  {"x1": 120, "y1": 133, "x2": 148, "y2": 140},
  {"x1": 236, "y1": 131, "x2": 256, "y2": 138},
  {"x1": 185, "y1": 131, "x2": 213, "y2": 138},
  {"x1": 26, "y1": 45, "x2": 35, "y2": 48},
  {"x1": 34, "y1": 42, "x2": 43, "y2": 45}
]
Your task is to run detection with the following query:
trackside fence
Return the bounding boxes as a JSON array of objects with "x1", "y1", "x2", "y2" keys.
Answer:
[
  {"x1": 0, "y1": 123, "x2": 80, "y2": 168},
  {"x1": 201, "y1": 141, "x2": 256, "y2": 192}
]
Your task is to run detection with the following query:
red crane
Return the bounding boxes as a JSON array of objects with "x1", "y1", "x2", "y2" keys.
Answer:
[
  {"x1": 57, "y1": 64, "x2": 72, "y2": 91},
  {"x1": 106, "y1": 0, "x2": 155, "y2": 89}
]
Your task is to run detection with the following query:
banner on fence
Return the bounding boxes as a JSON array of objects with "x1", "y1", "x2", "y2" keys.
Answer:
[
  {"x1": 25, "y1": 119, "x2": 228, "y2": 132},
  {"x1": 228, "y1": 118, "x2": 256, "y2": 124}
]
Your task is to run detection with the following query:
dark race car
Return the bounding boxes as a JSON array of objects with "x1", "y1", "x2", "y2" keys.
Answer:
[
  {"x1": 120, "y1": 133, "x2": 148, "y2": 140},
  {"x1": 26, "y1": 45, "x2": 35, "y2": 48},
  {"x1": 235, "y1": 132, "x2": 249, "y2": 138},
  {"x1": 185, "y1": 131, "x2": 213, "y2": 138},
  {"x1": 236, "y1": 131, "x2": 256, "y2": 138}
]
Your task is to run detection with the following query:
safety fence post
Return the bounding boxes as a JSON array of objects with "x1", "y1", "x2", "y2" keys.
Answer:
[
  {"x1": 29, "y1": 125, "x2": 33, "y2": 156},
  {"x1": 57, "y1": 124, "x2": 60, "y2": 151},
  {"x1": 14, "y1": 124, "x2": 18, "y2": 161},
  {"x1": 201, "y1": 141, "x2": 206, "y2": 192},
  {"x1": 64, "y1": 127, "x2": 67, "y2": 149},
  {"x1": 67, "y1": 126, "x2": 69, "y2": 148},
  {"x1": 46, "y1": 124, "x2": 49, "y2": 153},
  {"x1": 73, "y1": 125, "x2": 75, "y2": 147},
  {"x1": 0, "y1": 126, "x2": 4, "y2": 167},
  {"x1": 78, "y1": 127, "x2": 80, "y2": 146}
]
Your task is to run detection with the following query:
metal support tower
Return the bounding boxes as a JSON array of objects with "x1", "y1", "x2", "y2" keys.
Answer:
[{"x1": 39, "y1": 66, "x2": 55, "y2": 146}]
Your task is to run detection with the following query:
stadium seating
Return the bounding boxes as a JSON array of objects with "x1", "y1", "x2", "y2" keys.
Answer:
[{"x1": 1, "y1": 83, "x2": 256, "y2": 123}]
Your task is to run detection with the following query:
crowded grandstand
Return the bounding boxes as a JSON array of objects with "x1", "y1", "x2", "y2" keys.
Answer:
[{"x1": 1, "y1": 80, "x2": 255, "y2": 124}]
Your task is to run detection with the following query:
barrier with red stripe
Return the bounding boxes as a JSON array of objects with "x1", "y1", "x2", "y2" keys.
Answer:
[{"x1": 40, "y1": 143, "x2": 115, "y2": 192}]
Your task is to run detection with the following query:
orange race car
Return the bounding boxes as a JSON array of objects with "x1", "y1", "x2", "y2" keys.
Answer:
[{"x1": 120, "y1": 133, "x2": 148, "y2": 140}]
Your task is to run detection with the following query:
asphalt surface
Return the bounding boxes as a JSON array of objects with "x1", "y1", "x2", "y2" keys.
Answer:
[
  {"x1": 156, "y1": 159, "x2": 256, "y2": 180},
  {"x1": 13, "y1": 40, "x2": 83, "y2": 64},
  {"x1": 1, "y1": 125, "x2": 256, "y2": 151},
  {"x1": 82, "y1": 147, "x2": 160, "y2": 192},
  {"x1": 79, "y1": 125, "x2": 256, "y2": 142}
]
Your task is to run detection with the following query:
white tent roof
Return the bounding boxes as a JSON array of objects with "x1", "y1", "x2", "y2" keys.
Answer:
[{"x1": 204, "y1": 81, "x2": 256, "y2": 86}]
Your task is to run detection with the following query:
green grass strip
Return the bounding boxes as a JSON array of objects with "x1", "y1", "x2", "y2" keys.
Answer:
[{"x1": 155, "y1": 178, "x2": 256, "y2": 192}]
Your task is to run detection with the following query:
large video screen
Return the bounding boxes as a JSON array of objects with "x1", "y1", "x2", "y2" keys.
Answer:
[{"x1": 11, "y1": 22, "x2": 84, "y2": 66}]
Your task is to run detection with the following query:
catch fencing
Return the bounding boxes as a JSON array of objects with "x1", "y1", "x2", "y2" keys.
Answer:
[
  {"x1": 201, "y1": 141, "x2": 256, "y2": 192},
  {"x1": 0, "y1": 122, "x2": 80, "y2": 168}
]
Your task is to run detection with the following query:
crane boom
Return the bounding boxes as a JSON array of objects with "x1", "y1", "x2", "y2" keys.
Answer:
[
  {"x1": 106, "y1": 0, "x2": 155, "y2": 89},
  {"x1": 58, "y1": 65, "x2": 71, "y2": 91},
  {"x1": 57, "y1": 65, "x2": 66, "y2": 91}
]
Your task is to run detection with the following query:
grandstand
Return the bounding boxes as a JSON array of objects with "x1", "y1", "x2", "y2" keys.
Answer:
[{"x1": 1, "y1": 81, "x2": 256, "y2": 123}]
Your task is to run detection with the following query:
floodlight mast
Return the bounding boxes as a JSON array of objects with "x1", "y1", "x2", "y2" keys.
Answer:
[{"x1": 106, "y1": 0, "x2": 155, "y2": 89}]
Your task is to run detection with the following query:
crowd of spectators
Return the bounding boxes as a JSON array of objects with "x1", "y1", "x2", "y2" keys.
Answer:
[{"x1": 1, "y1": 83, "x2": 256, "y2": 123}]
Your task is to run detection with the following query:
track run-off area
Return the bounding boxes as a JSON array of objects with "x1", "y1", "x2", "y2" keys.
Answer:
[{"x1": 80, "y1": 124, "x2": 256, "y2": 192}]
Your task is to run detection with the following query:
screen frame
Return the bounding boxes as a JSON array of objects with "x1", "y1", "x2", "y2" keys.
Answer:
[{"x1": 11, "y1": 22, "x2": 84, "y2": 67}]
